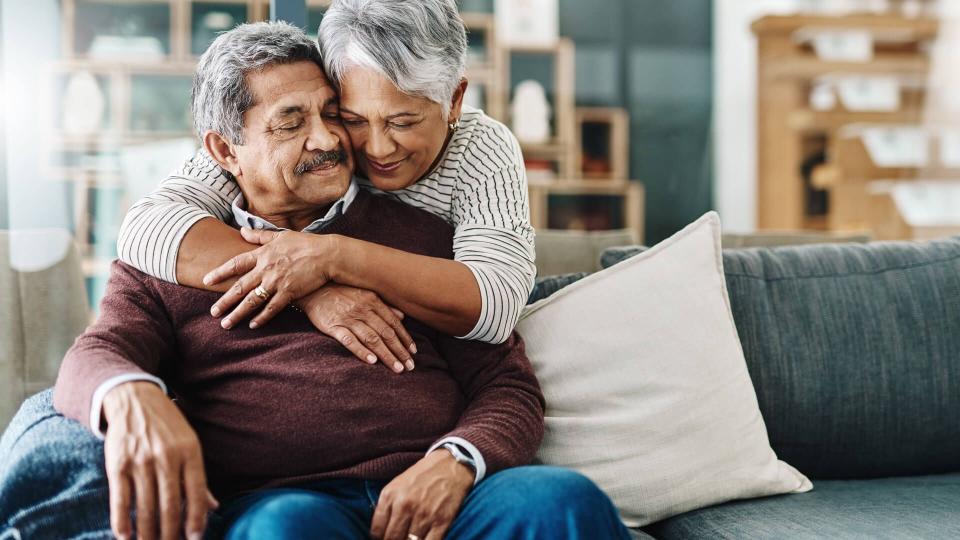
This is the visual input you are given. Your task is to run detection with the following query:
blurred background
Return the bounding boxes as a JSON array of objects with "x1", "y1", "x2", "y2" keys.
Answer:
[{"x1": 1, "y1": 0, "x2": 959, "y2": 310}]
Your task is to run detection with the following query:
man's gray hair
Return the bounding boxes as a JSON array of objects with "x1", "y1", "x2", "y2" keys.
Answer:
[
  {"x1": 318, "y1": 0, "x2": 467, "y2": 118},
  {"x1": 192, "y1": 21, "x2": 324, "y2": 144}
]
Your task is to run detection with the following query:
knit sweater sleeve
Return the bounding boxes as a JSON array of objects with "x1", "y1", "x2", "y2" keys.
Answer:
[
  {"x1": 116, "y1": 149, "x2": 240, "y2": 284},
  {"x1": 435, "y1": 332, "x2": 545, "y2": 476},
  {"x1": 452, "y1": 119, "x2": 536, "y2": 345},
  {"x1": 53, "y1": 262, "x2": 178, "y2": 432}
]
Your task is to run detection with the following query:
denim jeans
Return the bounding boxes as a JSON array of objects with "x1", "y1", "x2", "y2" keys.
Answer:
[
  {"x1": 2, "y1": 390, "x2": 631, "y2": 539},
  {"x1": 210, "y1": 468, "x2": 631, "y2": 540}
]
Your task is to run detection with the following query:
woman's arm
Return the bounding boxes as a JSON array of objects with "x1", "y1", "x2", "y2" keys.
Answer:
[
  {"x1": 116, "y1": 150, "x2": 241, "y2": 284},
  {"x1": 205, "y1": 229, "x2": 481, "y2": 337}
]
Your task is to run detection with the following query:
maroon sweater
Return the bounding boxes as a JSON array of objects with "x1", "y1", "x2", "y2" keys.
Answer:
[{"x1": 54, "y1": 190, "x2": 545, "y2": 498}]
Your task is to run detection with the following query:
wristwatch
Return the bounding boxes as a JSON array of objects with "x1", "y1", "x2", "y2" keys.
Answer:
[{"x1": 442, "y1": 442, "x2": 477, "y2": 473}]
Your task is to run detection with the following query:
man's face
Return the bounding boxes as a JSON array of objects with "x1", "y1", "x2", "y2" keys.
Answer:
[{"x1": 232, "y1": 61, "x2": 354, "y2": 216}]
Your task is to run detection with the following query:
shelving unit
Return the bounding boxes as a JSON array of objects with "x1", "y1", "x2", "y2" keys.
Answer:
[
  {"x1": 54, "y1": 0, "x2": 267, "y2": 279},
  {"x1": 752, "y1": 13, "x2": 941, "y2": 236},
  {"x1": 54, "y1": 0, "x2": 647, "y2": 287}
]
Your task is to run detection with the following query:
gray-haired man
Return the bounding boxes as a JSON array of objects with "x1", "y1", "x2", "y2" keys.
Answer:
[{"x1": 0, "y1": 21, "x2": 631, "y2": 540}]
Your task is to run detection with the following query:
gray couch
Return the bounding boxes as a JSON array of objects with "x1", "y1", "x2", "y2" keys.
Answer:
[
  {"x1": 531, "y1": 235, "x2": 960, "y2": 539},
  {"x1": 0, "y1": 230, "x2": 89, "y2": 429},
  {"x1": 4, "y1": 231, "x2": 959, "y2": 538}
]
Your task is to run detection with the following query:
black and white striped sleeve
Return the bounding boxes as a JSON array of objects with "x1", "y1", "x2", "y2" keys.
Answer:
[
  {"x1": 453, "y1": 122, "x2": 537, "y2": 344},
  {"x1": 116, "y1": 150, "x2": 240, "y2": 284}
]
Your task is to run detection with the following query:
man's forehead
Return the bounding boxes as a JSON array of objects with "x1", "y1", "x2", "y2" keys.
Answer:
[{"x1": 245, "y1": 61, "x2": 336, "y2": 114}]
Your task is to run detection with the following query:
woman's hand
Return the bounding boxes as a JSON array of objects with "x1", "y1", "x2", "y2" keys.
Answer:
[
  {"x1": 205, "y1": 228, "x2": 337, "y2": 329},
  {"x1": 298, "y1": 284, "x2": 417, "y2": 373}
]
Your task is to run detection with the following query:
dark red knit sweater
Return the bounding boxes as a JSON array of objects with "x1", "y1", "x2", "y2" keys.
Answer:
[{"x1": 53, "y1": 190, "x2": 545, "y2": 498}]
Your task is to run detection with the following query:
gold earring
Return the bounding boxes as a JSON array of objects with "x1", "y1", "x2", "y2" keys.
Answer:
[{"x1": 448, "y1": 118, "x2": 461, "y2": 132}]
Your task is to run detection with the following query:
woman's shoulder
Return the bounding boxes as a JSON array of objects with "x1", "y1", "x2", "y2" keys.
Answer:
[{"x1": 456, "y1": 106, "x2": 523, "y2": 167}]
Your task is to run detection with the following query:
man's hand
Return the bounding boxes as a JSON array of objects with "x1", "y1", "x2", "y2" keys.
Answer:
[
  {"x1": 204, "y1": 228, "x2": 338, "y2": 329},
  {"x1": 371, "y1": 449, "x2": 475, "y2": 540},
  {"x1": 102, "y1": 382, "x2": 218, "y2": 540},
  {"x1": 298, "y1": 284, "x2": 417, "y2": 373}
]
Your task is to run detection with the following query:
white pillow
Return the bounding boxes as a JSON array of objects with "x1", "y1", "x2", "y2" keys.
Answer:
[{"x1": 518, "y1": 211, "x2": 812, "y2": 527}]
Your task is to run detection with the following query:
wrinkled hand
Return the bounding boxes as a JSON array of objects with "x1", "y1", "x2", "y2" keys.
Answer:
[
  {"x1": 299, "y1": 284, "x2": 417, "y2": 373},
  {"x1": 371, "y1": 449, "x2": 475, "y2": 540},
  {"x1": 204, "y1": 228, "x2": 337, "y2": 330},
  {"x1": 102, "y1": 382, "x2": 218, "y2": 540}
]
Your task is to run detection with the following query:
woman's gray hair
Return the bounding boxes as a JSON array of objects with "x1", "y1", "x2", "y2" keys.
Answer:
[
  {"x1": 318, "y1": 0, "x2": 468, "y2": 117},
  {"x1": 192, "y1": 21, "x2": 324, "y2": 144}
]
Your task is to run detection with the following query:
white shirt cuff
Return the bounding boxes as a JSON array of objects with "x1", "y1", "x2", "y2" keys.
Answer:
[
  {"x1": 427, "y1": 436, "x2": 487, "y2": 485},
  {"x1": 89, "y1": 373, "x2": 167, "y2": 439}
]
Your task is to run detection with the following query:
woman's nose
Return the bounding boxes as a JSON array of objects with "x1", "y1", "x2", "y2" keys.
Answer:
[{"x1": 365, "y1": 127, "x2": 397, "y2": 160}]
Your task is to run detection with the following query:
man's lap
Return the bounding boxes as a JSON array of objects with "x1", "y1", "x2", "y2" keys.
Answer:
[
  {"x1": 1, "y1": 391, "x2": 631, "y2": 540},
  {"x1": 219, "y1": 467, "x2": 631, "y2": 540}
]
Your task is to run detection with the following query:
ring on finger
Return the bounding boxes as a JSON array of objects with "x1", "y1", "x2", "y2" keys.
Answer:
[{"x1": 254, "y1": 285, "x2": 271, "y2": 301}]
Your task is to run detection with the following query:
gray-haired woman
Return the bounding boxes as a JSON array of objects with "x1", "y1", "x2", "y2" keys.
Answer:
[{"x1": 116, "y1": 0, "x2": 535, "y2": 369}]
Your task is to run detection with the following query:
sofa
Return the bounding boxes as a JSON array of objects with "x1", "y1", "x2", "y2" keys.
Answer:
[
  {"x1": 0, "y1": 230, "x2": 89, "y2": 429},
  {"x1": 529, "y1": 234, "x2": 960, "y2": 539},
  {"x1": 3, "y1": 231, "x2": 959, "y2": 539}
]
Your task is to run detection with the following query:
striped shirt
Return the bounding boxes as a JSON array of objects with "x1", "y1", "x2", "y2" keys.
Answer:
[{"x1": 116, "y1": 106, "x2": 536, "y2": 344}]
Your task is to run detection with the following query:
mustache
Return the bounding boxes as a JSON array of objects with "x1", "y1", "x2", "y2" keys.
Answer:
[{"x1": 294, "y1": 149, "x2": 347, "y2": 175}]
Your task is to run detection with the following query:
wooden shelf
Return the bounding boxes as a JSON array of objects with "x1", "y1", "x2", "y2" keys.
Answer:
[
  {"x1": 753, "y1": 13, "x2": 939, "y2": 234},
  {"x1": 788, "y1": 108, "x2": 925, "y2": 133},
  {"x1": 751, "y1": 14, "x2": 938, "y2": 38},
  {"x1": 528, "y1": 180, "x2": 645, "y2": 243},
  {"x1": 762, "y1": 56, "x2": 929, "y2": 80}
]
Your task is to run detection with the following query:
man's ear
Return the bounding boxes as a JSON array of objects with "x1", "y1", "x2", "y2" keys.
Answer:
[
  {"x1": 448, "y1": 78, "x2": 468, "y2": 122},
  {"x1": 203, "y1": 130, "x2": 242, "y2": 177}
]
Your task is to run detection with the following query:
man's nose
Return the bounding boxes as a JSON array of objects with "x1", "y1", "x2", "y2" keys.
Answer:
[
  {"x1": 366, "y1": 127, "x2": 397, "y2": 160},
  {"x1": 305, "y1": 118, "x2": 340, "y2": 152}
]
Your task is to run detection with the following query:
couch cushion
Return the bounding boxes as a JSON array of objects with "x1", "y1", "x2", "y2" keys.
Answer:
[
  {"x1": 535, "y1": 229, "x2": 636, "y2": 276},
  {"x1": 602, "y1": 238, "x2": 960, "y2": 479},
  {"x1": 0, "y1": 230, "x2": 89, "y2": 431},
  {"x1": 520, "y1": 213, "x2": 810, "y2": 527},
  {"x1": 645, "y1": 473, "x2": 960, "y2": 540}
]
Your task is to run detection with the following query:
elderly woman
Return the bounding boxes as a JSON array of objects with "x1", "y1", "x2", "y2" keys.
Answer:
[{"x1": 116, "y1": 0, "x2": 534, "y2": 369}]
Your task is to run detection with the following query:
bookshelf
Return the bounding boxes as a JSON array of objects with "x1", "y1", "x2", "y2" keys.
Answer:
[{"x1": 752, "y1": 13, "x2": 943, "y2": 238}]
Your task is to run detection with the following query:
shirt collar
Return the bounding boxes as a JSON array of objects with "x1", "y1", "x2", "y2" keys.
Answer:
[{"x1": 231, "y1": 179, "x2": 359, "y2": 233}]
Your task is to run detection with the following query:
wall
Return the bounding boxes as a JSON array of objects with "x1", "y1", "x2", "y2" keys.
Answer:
[
  {"x1": 1, "y1": 0, "x2": 69, "y2": 231},
  {"x1": 712, "y1": 0, "x2": 799, "y2": 233},
  {"x1": 560, "y1": 0, "x2": 714, "y2": 243}
]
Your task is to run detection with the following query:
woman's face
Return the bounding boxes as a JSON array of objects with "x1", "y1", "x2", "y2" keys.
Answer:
[{"x1": 337, "y1": 67, "x2": 463, "y2": 191}]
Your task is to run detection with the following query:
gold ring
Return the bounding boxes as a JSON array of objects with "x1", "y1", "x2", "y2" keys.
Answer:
[{"x1": 254, "y1": 285, "x2": 271, "y2": 301}]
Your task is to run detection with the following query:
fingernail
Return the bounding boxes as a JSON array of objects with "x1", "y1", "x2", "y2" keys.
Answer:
[
  {"x1": 210, "y1": 306, "x2": 220, "y2": 317},
  {"x1": 249, "y1": 321, "x2": 259, "y2": 329},
  {"x1": 221, "y1": 318, "x2": 232, "y2": 329},
  {"x1": 366, "y1": 354, "x2": 377, "y2": 364},
  {"x1": 189, "y1": 532, "x2": 203, "y2": 540},
  {"x1": 409, "y1": 343, "x2": 417, "y2": 354},
  {"x1": 394, "y1": 362, "x2": 404, "y2": 372},
  {"x1": 405, "y1": 360, "x2": 415, "y2": 371},
  {"x1": 203, "y1": 276, "x2": 213, "y2": 286}
]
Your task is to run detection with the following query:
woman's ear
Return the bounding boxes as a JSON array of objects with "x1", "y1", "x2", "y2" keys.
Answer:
[
  {"x1": 203, "y1": 130, "x2": 242, "y2": 178},
  {"x1": 449, "y1": 78, "x2": 469, "y2": 121}
]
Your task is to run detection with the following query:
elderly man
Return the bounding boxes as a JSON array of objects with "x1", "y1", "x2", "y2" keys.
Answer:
[{"x1": 0, "y1": 22, "x2": 630, "y2": 540}]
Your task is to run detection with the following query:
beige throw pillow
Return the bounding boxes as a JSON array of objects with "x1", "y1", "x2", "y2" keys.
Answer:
[{"x1": 518, "y1": 212, "x2": 812, "y2": 527}]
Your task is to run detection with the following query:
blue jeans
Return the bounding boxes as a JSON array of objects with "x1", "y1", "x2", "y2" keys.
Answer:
[{"x1": 1, "y1": 390, "x2": 631, "y2": 539}]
